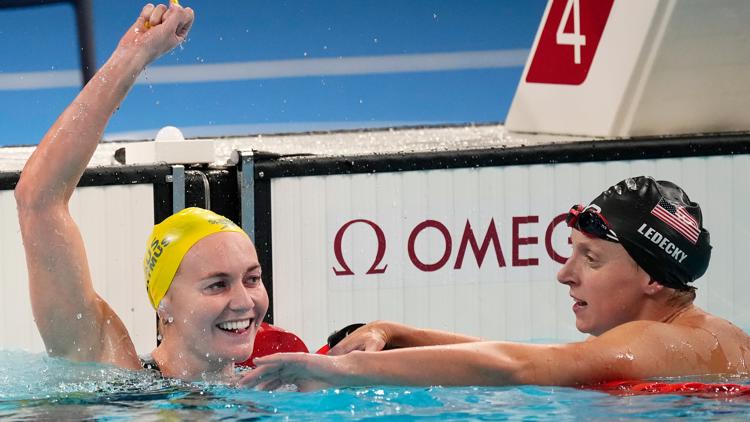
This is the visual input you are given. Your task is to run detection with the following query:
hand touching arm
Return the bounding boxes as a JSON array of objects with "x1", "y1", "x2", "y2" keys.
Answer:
[
  {"x1": 243, "y1": 321, "x2": 719, "y2": 391},
  {"x1": 328, "y1": 320, "x2": 482, "y2": 356}
]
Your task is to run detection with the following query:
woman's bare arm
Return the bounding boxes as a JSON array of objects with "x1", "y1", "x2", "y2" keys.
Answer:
[
  {"x1": 14, "y1": 3, "x2": 194, "y2": 367},
  {"x1": 243, "y1": 320, "x2": 722, "y2": 391},
  {"x1": 328, "y1": 320, "x2": 482, "y2": 356}
]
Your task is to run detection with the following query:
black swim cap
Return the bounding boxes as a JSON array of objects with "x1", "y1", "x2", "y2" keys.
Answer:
[{"x1": 586, "y1": 176, "x2": 711, "y2": 290}]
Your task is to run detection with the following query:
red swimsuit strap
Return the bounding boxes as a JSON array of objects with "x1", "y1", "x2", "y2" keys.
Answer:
[{"x1": 588, "y1": 380, "x2": 750, "y2": 397}]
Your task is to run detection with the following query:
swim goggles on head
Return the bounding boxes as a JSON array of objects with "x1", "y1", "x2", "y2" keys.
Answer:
[{"x1": 566, "y1": 204, "x2": 619, "y2": 242}]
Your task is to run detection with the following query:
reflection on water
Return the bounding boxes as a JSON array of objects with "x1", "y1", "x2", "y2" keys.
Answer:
[{"x1": 2, "y1": 350, "x2": 750, "y2": 420}]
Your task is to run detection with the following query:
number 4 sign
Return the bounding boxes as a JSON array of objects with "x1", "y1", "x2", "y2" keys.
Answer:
[{"x1": 526, "y1": 0, "x2": 614, "y2": 85}]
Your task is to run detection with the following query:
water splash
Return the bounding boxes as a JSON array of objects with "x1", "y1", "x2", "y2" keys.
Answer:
[{"x1": 1, "y1": 352, "x2": 750, "y2": 420}]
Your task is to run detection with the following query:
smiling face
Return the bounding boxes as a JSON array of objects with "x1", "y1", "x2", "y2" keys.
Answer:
[
  {"x1": 160, "y1": 231, "x2": 269, "y2": 364},
  {"x1": 556, "y1": 230, "x2": 652, "y2": 336}
]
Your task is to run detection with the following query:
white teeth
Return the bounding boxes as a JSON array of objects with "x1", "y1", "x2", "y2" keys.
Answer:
[{"x1": 217, "y1": 319, "x2": 251, "y2": 331}]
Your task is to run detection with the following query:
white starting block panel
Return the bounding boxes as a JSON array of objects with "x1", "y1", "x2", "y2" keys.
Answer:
[{"x1": 507, "y1": 0, "x2": 750, "y2": 137}]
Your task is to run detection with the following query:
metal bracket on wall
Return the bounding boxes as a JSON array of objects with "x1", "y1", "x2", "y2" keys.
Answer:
[
  {"x1": 186, "y1": 169, "x2": 211, "y2": 210},
  {"x1": 237, "y1": 152, "x2": 256, "y2": 241},
  {"x1": 170, "y1": 164, "x2": 185, "y2": 213}
]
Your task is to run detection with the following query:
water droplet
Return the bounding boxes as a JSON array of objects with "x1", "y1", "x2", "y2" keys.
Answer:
[
  {"x1": 616, "y1": 351, "x2": 635, "y2": 361},
  {"x1": 303, "y1": 51, "x2": 308, "y2": 57},
  {"x1": 359, "y1": 99, "x2": 363, "y2": 104},
  {"x1": 373, "y1": 37, "x2": 378, "y2": 43},
  {"x1": 433, "y1": 13, "x2": 438, "y2": 19}
]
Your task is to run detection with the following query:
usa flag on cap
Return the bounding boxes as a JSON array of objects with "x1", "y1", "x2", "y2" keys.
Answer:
[{"x1": 650, "y1": 197, "x2": 700, "y2": 244}]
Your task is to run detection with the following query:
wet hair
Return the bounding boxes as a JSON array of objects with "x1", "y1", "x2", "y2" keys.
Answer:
[{"x1": 667, "y1": 288, "x2": 696, "y2": 305}]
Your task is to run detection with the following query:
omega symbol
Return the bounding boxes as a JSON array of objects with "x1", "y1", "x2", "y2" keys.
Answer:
[{"x1": 332, "y1": 219, "x2": 388, "y2": 276}]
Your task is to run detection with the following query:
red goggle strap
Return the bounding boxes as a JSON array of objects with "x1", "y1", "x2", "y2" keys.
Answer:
[{"x1": 566, "y1": 204, "x2": 584, "y2": 228}]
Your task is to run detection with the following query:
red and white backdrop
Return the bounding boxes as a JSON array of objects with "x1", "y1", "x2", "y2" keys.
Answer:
[{"x1": 271, "y1": 156, "x2": 750, "y2": 347}]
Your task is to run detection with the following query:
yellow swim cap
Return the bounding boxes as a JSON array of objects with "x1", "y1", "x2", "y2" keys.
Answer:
[{"x1": 143, "y1": 207, "x2": 248, "y2": 309}]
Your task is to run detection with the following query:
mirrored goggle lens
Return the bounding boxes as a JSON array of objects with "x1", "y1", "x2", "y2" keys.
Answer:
[{"x1": 566, "y1": 204, "x2": 619, "y2": 242}]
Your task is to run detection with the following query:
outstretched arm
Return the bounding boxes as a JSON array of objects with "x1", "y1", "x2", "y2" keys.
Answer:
[
  {"x1": 328, "y1": 320, "x2": 482, "y2": 356},
  {"x1": 242, "y1": 321, "x2": 720, "y2": 391},
  {"x1": 15, "y1": 3, "x2": 194, "y2": 367}
]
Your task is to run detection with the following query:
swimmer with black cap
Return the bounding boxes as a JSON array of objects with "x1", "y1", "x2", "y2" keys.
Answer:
[
  {"x1": 15, "y1": 3, "x2": 273, "y2": 382},
  {"x1": 242, "y1": 176, "x2": 750, "y2": 391}
]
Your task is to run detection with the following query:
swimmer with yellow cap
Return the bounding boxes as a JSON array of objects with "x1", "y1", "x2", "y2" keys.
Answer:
[
  {"x1": 144, "y1": 207, "x2": 248, "y2": 309},
  {"x1": 14, "y1": 3, "x2": 270, "y2": 382},
  {"x1": 142, "y1": 207, "x2": 269, "y2": 379}
]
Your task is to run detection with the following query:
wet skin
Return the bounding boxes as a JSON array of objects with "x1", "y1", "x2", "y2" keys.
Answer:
[
  {"x1": 153, "y1": 231, "x2": 269, "y2": 380},
  {"x1": 557, "y1": 230, "x2": 654, "y2": 336}
]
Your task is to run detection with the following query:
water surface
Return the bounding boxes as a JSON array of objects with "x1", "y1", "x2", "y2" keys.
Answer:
[{"x1": 1, "y1": 350, "x2": 749, "y2": 421}]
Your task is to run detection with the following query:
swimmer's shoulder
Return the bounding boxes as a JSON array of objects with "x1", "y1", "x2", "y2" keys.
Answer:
[
  {"x1": 585, "y1": 315, "x2": 749, "y2": 375},
  {"x1": 603, "y1": 310, "x2": 750, "y2": 350},
  {"x1": 673, "y1": 306, "x2": 750, "y2": 340},
  {"x1": 676, "y1": 309, "x2": 750, "y2": 372},
  {"x1": 596, "y1": 318, "x2": 711, "y2": 345},
  {"x1": 611, "y1": 306, "x2": 736, "y2": 336}
]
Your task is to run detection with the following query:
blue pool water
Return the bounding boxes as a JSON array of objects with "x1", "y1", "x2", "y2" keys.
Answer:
[{"x1": 2, "y1": 350, "x2": 750, "y2": 420}]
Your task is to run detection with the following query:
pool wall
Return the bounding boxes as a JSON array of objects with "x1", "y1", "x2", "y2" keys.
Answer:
[
  {"x1": 0, "y1": 166, "x2": 169, "y2": 353},
  {"x1": 0, "y1": 129, "x2": 748, "y2": 353},
  {"x1": 256, "y1": 133, "x2": 750, "y2": 347}
]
